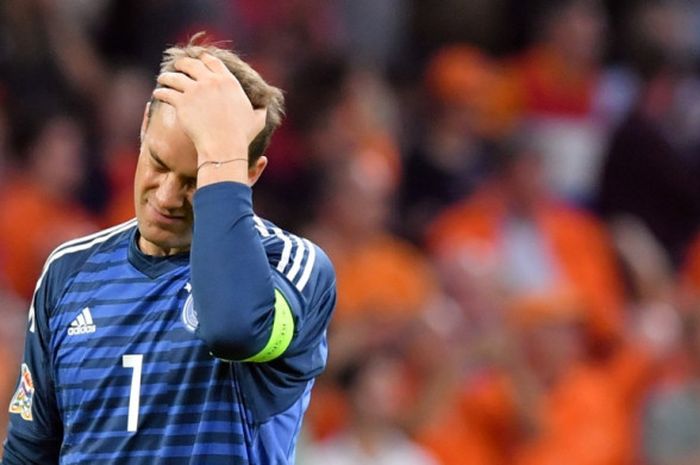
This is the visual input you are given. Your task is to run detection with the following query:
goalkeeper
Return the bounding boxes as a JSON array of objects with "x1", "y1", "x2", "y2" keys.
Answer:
[{"x1": 3, "y1": 35, "x2": 336, "y2": 465}]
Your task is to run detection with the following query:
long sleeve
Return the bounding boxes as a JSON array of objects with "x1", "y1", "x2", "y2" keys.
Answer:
[
  {"x1": 191, "y1": 182, "x2": 285, "y2": 361},
  {"x1": 191, "y1": 181, "x2": 337, "y2": 429},
  {"x1": 3, "y1": 266, "x2": 63, "y2": 464}
]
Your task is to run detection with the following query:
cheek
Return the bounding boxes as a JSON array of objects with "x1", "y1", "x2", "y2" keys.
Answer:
[{"x1": 134, "y1": 164, "x2": 159, "y2": 196}]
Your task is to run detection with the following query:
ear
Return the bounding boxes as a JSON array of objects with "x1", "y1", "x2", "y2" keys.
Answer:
[
  {"x1": 247, "y1": 156, "x2": 268, "y2": 186},
  {"x1": 140, "y1": 102, "x2": 151, "y2": 142}
]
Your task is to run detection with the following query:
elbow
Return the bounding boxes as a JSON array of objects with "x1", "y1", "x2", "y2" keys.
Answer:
[
  {"x1": 196, "y1": 304, "x2": 272, "y2": 361},
  {"x1": 199, "y1": 326, "x2": 263, "y2": 361}
]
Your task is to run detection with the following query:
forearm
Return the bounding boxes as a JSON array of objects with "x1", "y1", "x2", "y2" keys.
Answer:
[{"x1": 191, "y1": 182, "x2": 276, "y2": 360}]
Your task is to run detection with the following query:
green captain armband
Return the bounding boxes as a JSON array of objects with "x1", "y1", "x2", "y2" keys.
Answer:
[{"x1": 243, "y1": 289, "x2": 295, "y2": 363}]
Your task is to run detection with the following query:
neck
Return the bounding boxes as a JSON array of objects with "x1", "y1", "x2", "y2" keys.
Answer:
[{"x1": 138, "y1": 235, "x2": 189, "y2": 257}]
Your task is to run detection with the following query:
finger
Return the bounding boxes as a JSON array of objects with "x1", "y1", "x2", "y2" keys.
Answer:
[
  {"x1": 174, "y1": 56, "x2": 210, "y2": 80},
  {"x1": 199, "y1": 53, "x2": 231, "y2": 76},
  {"x1": 157, "y1": 72, "x2": 194, "y2": 92},
  {"x1": 152, "y1": 88, "x2": 181, "y2": 107}
]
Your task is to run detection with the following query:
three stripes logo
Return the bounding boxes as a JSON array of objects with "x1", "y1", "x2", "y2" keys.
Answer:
[{"x1": 68, "y1": 307, "x2": 97, "y2": 336}]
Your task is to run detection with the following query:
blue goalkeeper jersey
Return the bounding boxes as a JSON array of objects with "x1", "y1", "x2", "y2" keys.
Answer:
[{"x1": 3, "y1": 183, "x2": 336, "y2": 465}]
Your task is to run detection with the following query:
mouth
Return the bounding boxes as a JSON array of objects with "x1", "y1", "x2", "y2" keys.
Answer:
[{"x1": 147, "y1": 202, "x2": 187, "y2": 226}]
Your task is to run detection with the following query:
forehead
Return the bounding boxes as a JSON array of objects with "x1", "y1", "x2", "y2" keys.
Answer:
[{"x1": 144, "y1": 103, "x2": 197, "y2": 168}]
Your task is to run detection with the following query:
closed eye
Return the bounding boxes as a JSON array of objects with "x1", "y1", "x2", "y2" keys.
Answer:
[{"x1": 149, "y1": 149, "x2": 170, "y2": 172}]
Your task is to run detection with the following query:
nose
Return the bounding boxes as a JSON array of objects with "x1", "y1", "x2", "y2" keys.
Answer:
[{"x1": 154, "y1": 173, "x2": 186, "y2": 211}]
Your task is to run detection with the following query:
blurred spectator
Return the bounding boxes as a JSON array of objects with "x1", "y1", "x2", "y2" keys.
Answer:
[
  {"x1": 302, "y1": 350, "x2": 439, "y2": 465},
  {"x1": 228, "y1": 0, "x2": 345, "y2": 63},
  {"x1": 3, "y1": 1, "x2": 700, "y2": 463},
  {"x1": 416, "y1": 331, "x2": 520, "y2": 465},
  {"x1": 642, "y1": 310, "x2": 700, "y2": 465},
  {"x1": 417, "y1": 292, "x2": 645, "y2": 465},
  {"x1": 0, "y1": 112, "x2": 98, "y2": 300},
  {"x1": 251, "y1": 54, "x2": 348, "y2": 228},
  {"x1": 307, "y1": 155, "x2": 437, "y2": 364},
  {"x1": 509, "y1": 0, "x2": 607, "y2": 117},
  {"x1": 427, "y1": 129, "x2": 624, "y2": 345},
  {"x1": 598, "y1": 1, "x2": 700, "y2": 264},
  {"x1": 399, "y1": 45, "x2": 511, "y2": 242},
  {"x1": 0, "y1": 0, "x2": 107, "y2": 114},
  {"x1": 303, "y1": 152, "x2": 441, "y2": 441},
  {"x1": 99, "y1": 67, "x2": 154, "y2": 226},
  {"x1": 504, "y1": 0, "x2": 616, "y2": 204},
  {"x1": 260, "y1": 55, "x2": 400, "y2": 229},
  {"x1": 510, "y1": 295, "x2": 637, "y2": 465}
]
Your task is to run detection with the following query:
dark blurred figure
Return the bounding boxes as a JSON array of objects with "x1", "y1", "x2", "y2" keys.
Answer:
[
  {"x1": 0, "y1": 0, "x2": 107, "y2": 115},
  {"x1": 410, "y1": 0, "x2": 509, "y2": 58},
  {"x1": 598, "y1": 1, "x2": 700, "y2": 265},
  {"x1": 0, "y1": 0, "x2": 69, "y2": 106},
  {"x1": 399, "y1": 45, "x2": 502, "y2": 243},
  {"x1": 0, "y1": 112, "x2": 97, "y2": 300},
  {"x1": 97, "y1": 0, "x2": 232, "y2": 72}
]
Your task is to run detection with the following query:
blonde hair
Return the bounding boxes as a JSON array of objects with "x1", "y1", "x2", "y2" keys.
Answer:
[{"x1": 149, "y1": 33, "x2": 285, "y2": 164}]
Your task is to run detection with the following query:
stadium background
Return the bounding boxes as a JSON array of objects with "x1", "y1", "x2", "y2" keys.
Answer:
[{"x1": 2, "y1": 0, "x2": 700, "y2": 463}]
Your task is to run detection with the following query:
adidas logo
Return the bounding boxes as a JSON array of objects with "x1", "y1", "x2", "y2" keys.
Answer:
[{"x1": 67, "y1": 307, "x2": 96, "y2": 336}]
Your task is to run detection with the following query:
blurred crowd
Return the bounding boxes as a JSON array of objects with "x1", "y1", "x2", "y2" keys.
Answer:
[{"x1": 2, "y1": 0, "x2": 700, "y2": 463}]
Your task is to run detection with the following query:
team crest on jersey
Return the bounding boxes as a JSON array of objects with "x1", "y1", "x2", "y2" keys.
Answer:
[
  {"x1": 9, "y1": 364, "x2": 35, "y2": 421},
  {"x1": 182, "y1": 293, "x2": 199, "y2": 333}
]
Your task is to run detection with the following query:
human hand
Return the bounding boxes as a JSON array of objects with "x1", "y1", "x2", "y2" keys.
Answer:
[{"x1": 153, "y1": 53, "x2": 267, "y2": 164}]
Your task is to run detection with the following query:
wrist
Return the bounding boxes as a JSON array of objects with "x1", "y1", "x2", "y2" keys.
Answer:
[
  {"x1": 197, "y1": 158, "x2": 249, "y2": 172},
  {"x1": 197, "y1": 161, "x2": 249, "y2": 187},
  {"x1": 195, "y1": 143, "x2": 251, "y2": 186},
  {"x1": 196, "y1": 141, "x2": 248, "y2": 164}
]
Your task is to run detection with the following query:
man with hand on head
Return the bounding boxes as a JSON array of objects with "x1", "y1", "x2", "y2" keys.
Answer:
[{"x1": 2, "y1": 34, "x2": 336, "y2": 465}]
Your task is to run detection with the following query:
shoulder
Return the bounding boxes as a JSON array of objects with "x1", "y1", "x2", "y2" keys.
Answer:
[
  {"x1": 42, "y1": 219, "x2": 136, "y2": 276},
  {"x1": 34, "y1": 219, "x2": 137, "y2": 301},
  {"x1": 254, "y1": 216, "x2": 336, "y2": 297},
  {"x1": 27, "y1": 219, "x2": 137, "y2": 332}
]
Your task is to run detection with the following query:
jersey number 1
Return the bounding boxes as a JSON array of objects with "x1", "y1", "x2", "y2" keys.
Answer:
[{"x1": 122, "y1": 354, "x2": 143, "y2": 432}]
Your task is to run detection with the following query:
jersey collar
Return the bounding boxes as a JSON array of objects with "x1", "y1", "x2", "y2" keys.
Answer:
[{"x1": 127, "y1": 228, "x2": 190, "y2": 278}]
